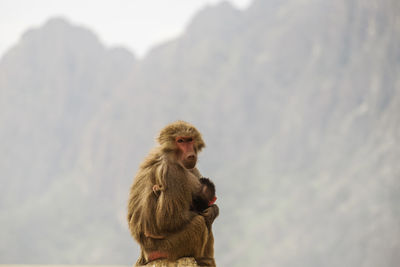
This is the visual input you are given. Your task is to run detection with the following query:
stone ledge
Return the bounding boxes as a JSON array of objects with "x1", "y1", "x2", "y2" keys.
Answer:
[{"x1": 136, "y1": 257, "x2": 198, "y2": 267}]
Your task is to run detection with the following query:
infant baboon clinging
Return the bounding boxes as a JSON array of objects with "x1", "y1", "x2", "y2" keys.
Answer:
[{"x1": 191, "y1": 177, "x2": 217, "y2": 214}]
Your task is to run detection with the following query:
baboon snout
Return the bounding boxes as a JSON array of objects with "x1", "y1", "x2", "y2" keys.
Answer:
[{"x1": 187, "y1": 154, "x2": 196, "y2": 160}]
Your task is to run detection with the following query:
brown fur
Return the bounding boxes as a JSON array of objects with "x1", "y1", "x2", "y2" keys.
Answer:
[{"x1": 127, "y1": 121, "x2": 218, "y2": 266}]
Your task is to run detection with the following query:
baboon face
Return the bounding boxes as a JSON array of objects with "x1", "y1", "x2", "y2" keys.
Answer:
[{"x1": 175, "y1": 136, "x2": 197, "y2": 169}]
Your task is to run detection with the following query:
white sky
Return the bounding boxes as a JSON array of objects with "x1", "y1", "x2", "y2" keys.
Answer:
[{"x1": 0, "y1": 0, "x2": 252, "y2": 59}]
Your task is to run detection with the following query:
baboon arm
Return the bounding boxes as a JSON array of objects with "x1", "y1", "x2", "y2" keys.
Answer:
[{"x1": 154, "y1": 162, "x2": 198, "y2": 233}]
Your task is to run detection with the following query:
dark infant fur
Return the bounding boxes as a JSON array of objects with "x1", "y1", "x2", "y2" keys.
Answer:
[{"x1": 192, "y1": 177, "x2": 216, "y2": 212}]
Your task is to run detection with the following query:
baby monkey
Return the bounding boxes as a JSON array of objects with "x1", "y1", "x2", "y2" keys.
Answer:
[{"x1": 191, "y1": 177, "x2": 217, "y2": 213}]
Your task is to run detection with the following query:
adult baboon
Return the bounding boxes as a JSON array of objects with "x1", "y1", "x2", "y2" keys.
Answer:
[{"x1": 127, "y1": 121, "x2": 219, "y2": 266}]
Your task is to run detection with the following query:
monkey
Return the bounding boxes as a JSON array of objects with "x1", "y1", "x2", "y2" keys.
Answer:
[
  {"x1": 191, "y1": 177, "x2": 217, "y2": 214},
  {"x1": 127, "y1": 121, "x2": 219, "y2": 266}
]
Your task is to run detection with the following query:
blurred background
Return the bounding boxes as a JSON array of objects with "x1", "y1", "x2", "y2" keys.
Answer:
[{"x1": 0, "y1": 0, "x2": 399, "y2": 266}]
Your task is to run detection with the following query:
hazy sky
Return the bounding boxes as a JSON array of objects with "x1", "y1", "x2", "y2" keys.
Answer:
[{"x1": 0, "y1": 0, "x2": 251, "y2": 59}]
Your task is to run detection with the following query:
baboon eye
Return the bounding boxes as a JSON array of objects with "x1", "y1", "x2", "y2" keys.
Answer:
[
  {"x1": 187, "y1": 138, "x2": 193, "y2": 142},
  {"x1": 177, "y1": 139, "x2": 184, "y2": 143}
]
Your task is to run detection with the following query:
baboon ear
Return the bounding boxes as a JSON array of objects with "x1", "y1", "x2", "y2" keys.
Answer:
[{"x1": 199, "y1": 177, "x2": 215, "y2": 196}]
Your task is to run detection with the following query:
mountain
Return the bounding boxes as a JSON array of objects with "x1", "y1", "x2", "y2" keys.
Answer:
[
  {"x1": 0, "y1": 18, "x2": 136, "y2": 263},
  {"x1": 0, "y1": 0, "x2": 399, "y2": 266}
]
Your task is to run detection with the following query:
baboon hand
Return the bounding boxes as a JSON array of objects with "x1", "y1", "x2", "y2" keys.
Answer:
[{"x1": 201, "y1": 204, "x2": 219, "y2": 226}]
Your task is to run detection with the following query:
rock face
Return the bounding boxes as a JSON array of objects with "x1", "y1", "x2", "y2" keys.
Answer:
[{"x1": 0, "y1": 0, "x2": 399, "y2": 266}]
